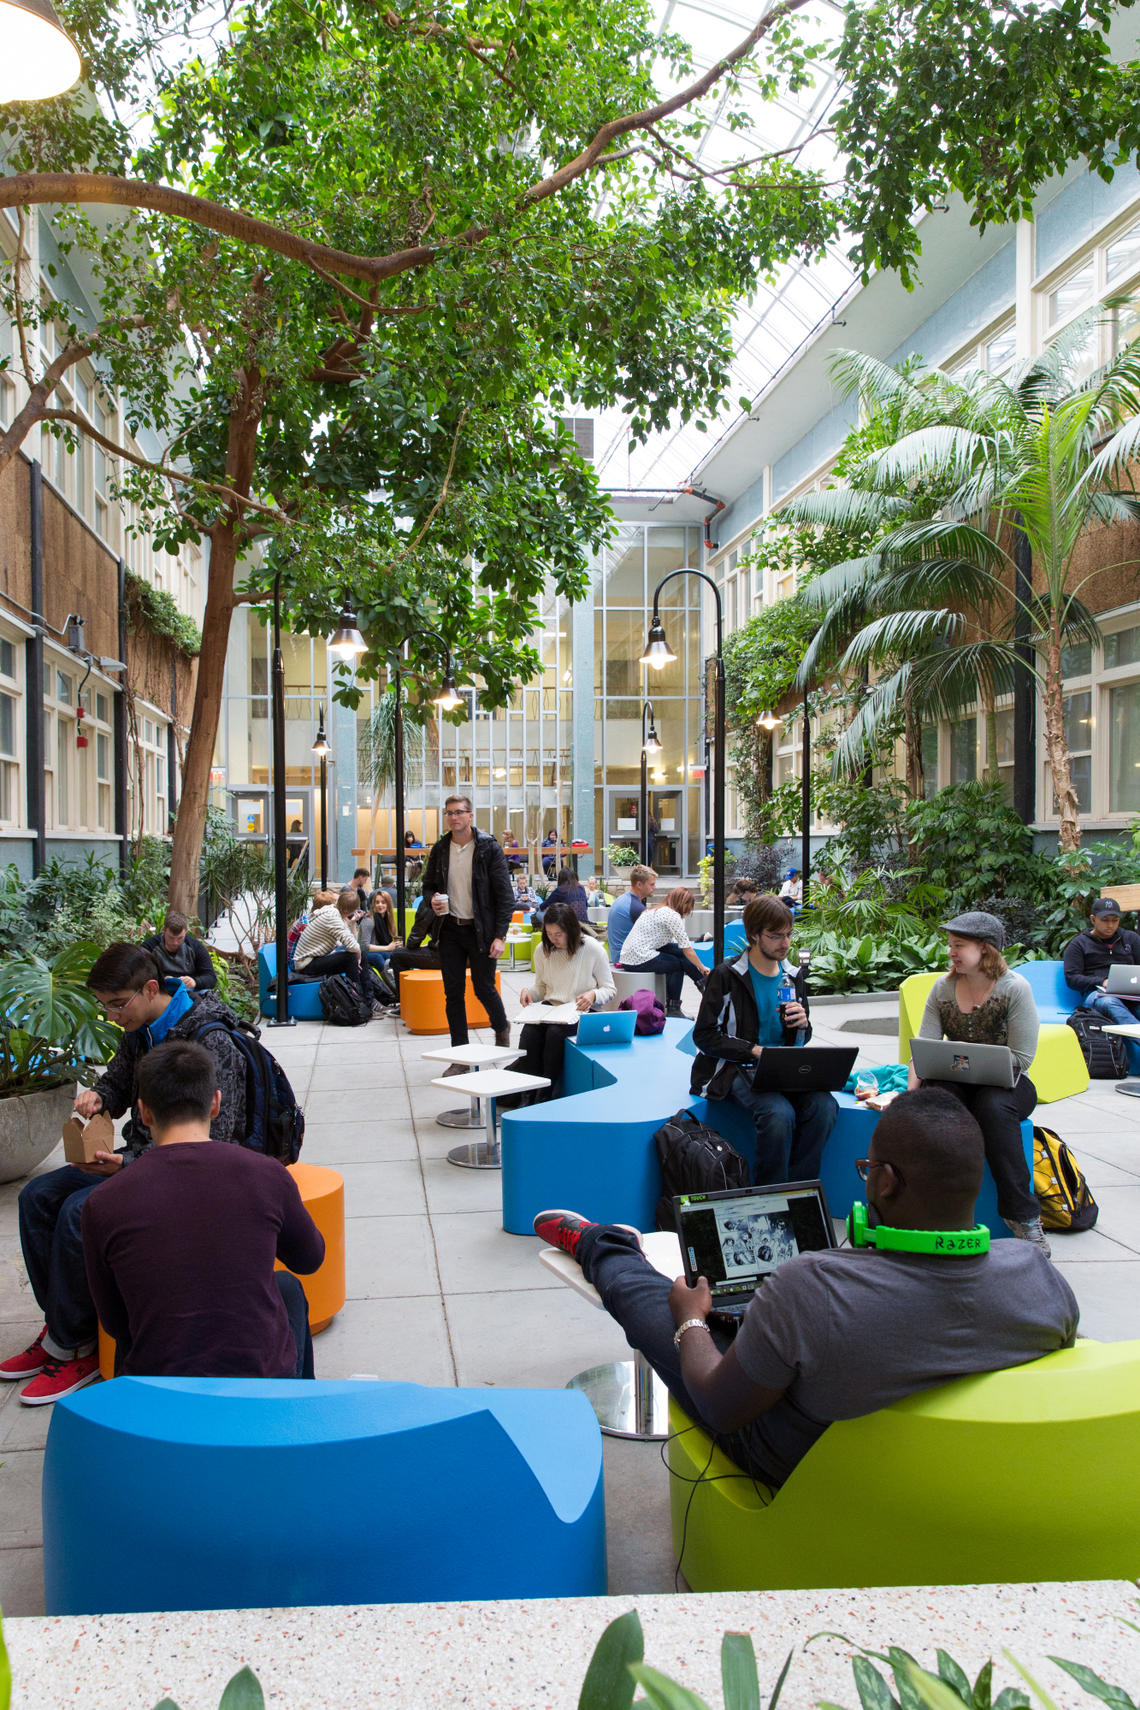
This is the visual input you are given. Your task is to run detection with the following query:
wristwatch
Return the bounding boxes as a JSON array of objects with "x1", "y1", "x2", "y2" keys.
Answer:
[{"x1": 673, "y1": 1317, "x2": 710, "y2": 1349}]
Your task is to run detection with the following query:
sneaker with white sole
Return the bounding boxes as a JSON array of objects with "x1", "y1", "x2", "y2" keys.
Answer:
[
  {"x1": 1003, "y1": 1217, "x2": 1052, "y2": 1259},
  {"x1": 19, "y1": 1351, "x2": 101, "y2": 1406},
  {"x1": 0, "y1": 1327, "x2": 48, "y2": 1381},
  {"x1": 532, "y1": 1209, "x2": 642, "y2": 1261}
]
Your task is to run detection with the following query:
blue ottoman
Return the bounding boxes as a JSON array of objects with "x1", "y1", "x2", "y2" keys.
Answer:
[
  {"x1": 258, "y1": 944, "x2": 324, "y2": 1021},
  {"x1": 43, "y1": 1377, "x2": 605, "y2": 1614}
]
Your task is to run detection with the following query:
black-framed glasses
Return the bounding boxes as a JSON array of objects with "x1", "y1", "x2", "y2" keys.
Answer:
[
  {"x1": 855, "y1": 1157, "x2": 903, "y2": 1185},
  {"x1": 100, "y1": 988, "x2": 144, "y2": 1017}
]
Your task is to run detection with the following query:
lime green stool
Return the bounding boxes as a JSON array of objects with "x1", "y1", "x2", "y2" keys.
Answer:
[
  {"x1": 667, "y1": 1339, "x2": 1140, "y2": 1591},
  {"x1": 897, "y1": 972, "x2": 1088, "y2": 1103}
]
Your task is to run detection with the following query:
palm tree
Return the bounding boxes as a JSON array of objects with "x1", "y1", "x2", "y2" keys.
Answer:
[{"x1": 786, "y1": 314, "x2": 1140, "y2": 849}]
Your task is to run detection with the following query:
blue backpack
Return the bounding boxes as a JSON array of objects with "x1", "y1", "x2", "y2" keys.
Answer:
[{"x1": 188, "y1": 1016, "x2": 305, "y2": 1164}]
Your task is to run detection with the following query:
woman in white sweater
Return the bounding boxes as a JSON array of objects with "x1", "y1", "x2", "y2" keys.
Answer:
[
  {"x1": 293, "y1": 888, "x2": 383, "y2": 1008},
  {"x1": 515, "y1": 903, "x2": 616, "y2": 1095}
]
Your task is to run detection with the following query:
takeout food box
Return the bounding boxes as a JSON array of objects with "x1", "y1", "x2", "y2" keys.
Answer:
[{"x1": 61, "y1": 1111, "x2": 114, "y2": 1165}]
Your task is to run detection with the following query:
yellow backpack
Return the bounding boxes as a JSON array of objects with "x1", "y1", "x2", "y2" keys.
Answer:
[{"x1": 1033, "y1": 1126, "x2": 1099, "y2": 1233}]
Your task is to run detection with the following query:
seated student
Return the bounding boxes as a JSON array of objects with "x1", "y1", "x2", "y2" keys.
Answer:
[
  {"x1": 727, "y1": 878, "x2": 759, "y2": 908},
  {"x1": 778, "y1": 869, "x2": 803, "y2": 908},
  {"x1": 541, "y1": 829, "x2": 559, "y2": 876},
  {"x1": 911, "y1": 911, "x2": 1047, "y2": 1254},
  {"x1": 293, "y1": 887, "x2": 386, "y2": 1011},
  {"x1": 619, "y1": 886, "x2": 708, "y2": 1018},
  {"x1": 691, "y1": 893, "x2": 835, "y2": 1185},
  {"x1": 360, "y1": 889, "x2": 401, "y2": 968},
  {"x1": 584, "y1": 874, "x2": 613, "y2": 907},
  {"x1": 350, "y1": 867, "x2": 372, "y2": 918},
  {"x1": 1063, "y1": 897, "x2": 1140, "y2": 1078},
  {"x1": 83, "y1": 1041, "x2": 324, "y2": 1379},
  {"x1": 386, "y1": 897, "x2": 443, "y2": 1004},
  {"x1": 512, "y1": 872, "x2": 539, "y2": 912},
  {"x1": 140, "y1": 911, "x2": 217, "y2": 992},
  {"x1": 607, "y1": 864, "x2": 657, "y2": 962},
  {"x1": 0, "y1": 943, "x2": 249, "y2": 1405},
  {"x1": 514, "y1": 903, "x2": 616, "y2": 1095},
  {"x1": 536, "y1": 866, "x2": 589, "y2": 923},
  {"x1": 533, "y1": 1087, "x2": 1078, "y2": 1489}
]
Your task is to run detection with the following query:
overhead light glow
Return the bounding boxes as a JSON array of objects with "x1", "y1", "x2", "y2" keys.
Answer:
[{"x1": 0, "y1": 0, "x2": 80, "y2": 101}]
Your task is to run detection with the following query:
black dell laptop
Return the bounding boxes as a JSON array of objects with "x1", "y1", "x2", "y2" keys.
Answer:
[
  {"x1": 749, "y1": 1045, "x2": 858, "y2": 1094},
  {"x1": 672, "y1": 1179, "x2": 837, "y2": 1320}
]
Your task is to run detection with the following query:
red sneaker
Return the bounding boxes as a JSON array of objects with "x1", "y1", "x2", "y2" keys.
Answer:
[
  {"x1": 0, "y1": 1327, "x2": 48, "y2": 1380},
  {"x1": 532, "y1": 1211, "x2": 643, "y2": 1259},
  {"x1": 19, "y1": 1351, "x2": 100, "y2": 1406}
]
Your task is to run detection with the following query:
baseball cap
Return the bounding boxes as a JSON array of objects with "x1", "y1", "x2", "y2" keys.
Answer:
[{"x1": 1091, "y1": 897, "x2": 1123, "y2": 918}]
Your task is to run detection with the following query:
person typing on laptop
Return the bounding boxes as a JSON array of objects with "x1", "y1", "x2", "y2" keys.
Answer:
[
  {"x1": 1063, "y1": 897, "x2": 1140, "y2": 1079},
  {"x1": 533, "y1": 1088, "x2": 1077, "y2": 1490},
  {"x1": 690, "y1": 894, "x2": 837, "y2": 1187},
  {"x1": 911, "y1": 911, "x2": 1047, "y2": 1254}
]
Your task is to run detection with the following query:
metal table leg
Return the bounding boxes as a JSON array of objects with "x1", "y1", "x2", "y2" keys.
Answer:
[
  {"x1": 565, "y1": 1349, "x2": 670, "y2": 1440},
  {"x1": 436, "y1": 1093, "x2": 484, "y2": 1130},
  {"x1": 447, "y1": 1093, "x2": 502, "y2": 1169},
  {"x1": 1116, "y1": 1079, "x2": 1140, "y2": 1098}
]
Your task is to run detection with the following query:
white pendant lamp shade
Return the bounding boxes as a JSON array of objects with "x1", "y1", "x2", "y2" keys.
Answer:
[{"x1": 0, "y1": 0, "x2": 81, "y2": 101}]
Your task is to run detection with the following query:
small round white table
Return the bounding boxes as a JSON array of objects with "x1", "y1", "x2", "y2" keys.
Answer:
[
  {"x1": 504, "y1": 928, "x2": 534, "y2": 970},
  {"x1": 539, "y1": 1229, "x2": 682, "y2": 1440},
  {"x1": 421, "y1": 1042, "x2": 521, "y2": 1129},
  {"x1": 431, "y1": 1067, "x2": 551, "y2": 1168}
]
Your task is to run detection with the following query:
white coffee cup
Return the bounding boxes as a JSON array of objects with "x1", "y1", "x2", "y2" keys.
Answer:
[{"x1": 437, "y1": 893, "x2": 449, "y2": 914}]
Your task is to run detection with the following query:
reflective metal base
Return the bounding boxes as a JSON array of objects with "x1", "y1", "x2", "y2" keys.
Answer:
[
  {"x1": 446, "y1": 1139, "x2": 502, "y2": 1169},
  {"x1": 1116, "y1": 1078, "x2": 1140, "y2": 1098},
  {"x1": 566, "y1": 1355, "x2": 670, "y2": 1440},
  {"x1": 436, "y1": 1099, "x2": 484, "y2": 1129}
]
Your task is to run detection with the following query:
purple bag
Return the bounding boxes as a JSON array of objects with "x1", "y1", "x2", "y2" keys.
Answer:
[{"x1": 621, "y1": 988, "x2": 666, "y2": 1036}]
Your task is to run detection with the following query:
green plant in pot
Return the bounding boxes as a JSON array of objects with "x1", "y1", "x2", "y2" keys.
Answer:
[
  {"x1": 0, "y1": 942, "x2": 120, "y2": 1184},
  {"x1": 603, "y1": 843, "x2": 640, "y2": 878}
]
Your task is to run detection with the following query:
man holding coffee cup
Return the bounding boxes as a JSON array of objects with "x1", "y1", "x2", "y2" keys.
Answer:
[{"x1": 422, "y1": 794, "x2": 514, "y2": 1066}]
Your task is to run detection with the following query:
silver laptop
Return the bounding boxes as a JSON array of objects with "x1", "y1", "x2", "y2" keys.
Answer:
[
  {"x1": 910, "y1": 1036, "x2": 1017, "y2": 1088},
  {"x1": 1103, "y1": 965, "x2": 1140, "y2": 998},
  {"x1": 673, "y1": 1180, "x2": 836, "y2": 1316}
]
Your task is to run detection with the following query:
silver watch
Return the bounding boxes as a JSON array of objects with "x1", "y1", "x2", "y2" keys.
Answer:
[{"x1": 673, "y1": 1317, "x2": 710, "y2": 1349}]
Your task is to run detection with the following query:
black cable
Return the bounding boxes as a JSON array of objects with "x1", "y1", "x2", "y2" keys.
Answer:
[{"x1": 659, "y1": 1422, "x2": 773, "y2": 1591}]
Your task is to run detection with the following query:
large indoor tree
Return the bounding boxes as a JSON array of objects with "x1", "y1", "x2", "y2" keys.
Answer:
[{"x1": 0, "y1": 0, "x2": 1138, "y2": 905}]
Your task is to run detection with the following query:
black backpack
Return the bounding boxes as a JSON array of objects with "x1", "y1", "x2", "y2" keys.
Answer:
[
  {"x1": 1067, "y1": 1007, "x2": 1129, "y2": 1078},
  {"x1": 187, "y1": 1017, "x2": 305, "y2": 1164},
  {"x1": 653, "y1": 1109, "x2": 749, "y2": 1232},
  {"x1": 319, "y1": 972, "x2": 372, "y2": 1027}
]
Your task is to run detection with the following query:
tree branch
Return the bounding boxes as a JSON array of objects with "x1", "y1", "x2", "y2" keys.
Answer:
[{"x1": 398, "y1": 406, "x2": 468, "y2": 560}]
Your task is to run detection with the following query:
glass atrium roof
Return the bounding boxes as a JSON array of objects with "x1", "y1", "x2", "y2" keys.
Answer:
[{"x1": 592, "y1": 0, "x2": 855, "y2": 496}]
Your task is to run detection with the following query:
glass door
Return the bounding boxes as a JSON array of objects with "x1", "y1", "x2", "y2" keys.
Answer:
[{"x1": 648, "y1": 789, "x2": 684, "y2": 876}]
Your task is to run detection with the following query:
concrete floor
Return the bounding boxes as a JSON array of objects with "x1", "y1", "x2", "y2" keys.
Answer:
[{"x1": 2, "y1": 972, "x2": 1139, "y2": 1616}]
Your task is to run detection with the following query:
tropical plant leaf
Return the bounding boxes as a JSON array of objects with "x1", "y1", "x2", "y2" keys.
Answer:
[
  {"x1": 217, "y1": 1667, "x2": 265, "y2": 1710},
  {"x1": 721, "y1": 1632, "x2": 760, "y2": 1710},
  {"x1": 852, "y1": 1653, "x2": 900, "y2": 1710},
  {"x1": 151, "y1": 1700, "x2": 181, "y2": 1710},
  {"x1": 1002, "y1": 1651, "x2": 1059, "y2": 1710},
  {"x1": 768, "y1": 1647, "x2": 796, "y2": 1710},
  {"x1": 627, "y1": 1662, "x2": 712, "y2": 1710},
  {"x1": 1046, "y1": 1659, "x2": 1137, "y2": 1710},
  {"x1": 579, "y1": 1611, "x2": 645, "y2": 1710},
  {"x1": 901, "y1": 1662, "x2": 982, "y2": 1710},
  {"x1": 932, "y1": 1653, "x2": 970, "y2": 1706}
]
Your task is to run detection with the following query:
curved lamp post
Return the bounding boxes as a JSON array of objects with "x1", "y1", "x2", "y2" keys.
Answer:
[
  {"x1": 312, "y1": 707, "x2": 329, "y2": 890},
  {"x1": 640, "y1": 569, "x2": 725, "y2": 965},
  {"x1": 640, "y1": 699, "x2": 662, "y2": 866}
]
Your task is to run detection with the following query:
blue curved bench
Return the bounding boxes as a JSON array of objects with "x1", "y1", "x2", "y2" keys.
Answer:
[
  {"x1": 258, "y1": 942, "x2": 324, "y2": 1021},
  {"x1": 43, "y1": 1376, "x2": 605, "y2": 1614},
  {"x1": 500, "y1": 1024, "x2": 1027, "y2": 1238},
  {"x1": 1011, "y1": 958, "x2": 1087, "y2": 1023}
]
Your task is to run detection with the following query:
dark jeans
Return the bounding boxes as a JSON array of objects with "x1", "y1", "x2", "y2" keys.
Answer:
[
  {"x1": 578, "y1": 1224, "x2": 779, "y2": 1486},
  {"x1": 437, "y1": 917, "x2": 507, "y2": 1044},
  {"x1": 297, "y1": 950, "x2": 379, "y2": 1001},
  {"x1": 622, "y1": 944, "x2": 703, "y2": 1005},
  {"x1": 19, "y1": 1164, "x2": 104, "y2": 1349},
  {"x1": 274, "y1": 1271, "x2": 315, "y2": 1378},
  {"x1": 387, "y1": 947, "x2": 441, "y2": 1001},
  {"x1": 726, "y1": 1071, "x2": 838, "y2": 1187},
  {"x1": 925, "y1": 1075, "x2": 1038, "y2": 1223},
  {"x1": 1085, "y1": 992, "x2": 1140, "y2": 1074},
  {"x1": 517, "y1": 1019, "x2": 577, "y2": 1096}
]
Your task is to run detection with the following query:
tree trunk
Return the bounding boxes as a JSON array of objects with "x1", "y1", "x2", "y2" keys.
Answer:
[
  {"x1": 904, "y1": 695, "x2": 924, "y2": 799},
  {"x1": 1043, "y1": 626, "x2": 1081, "y2": 853},
  {"x1": 980, "y1": 681, "x2": 999, "y2": 782}
]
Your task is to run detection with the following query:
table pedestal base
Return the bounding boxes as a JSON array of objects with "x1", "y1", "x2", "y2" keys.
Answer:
[
  {"x1": 447, "y1": 1137, "x2": 501, "y2": 1169},
  {"x1": 565, "y1": 1352, "x2": 670, "y2": 1440},
  {"x1": 436, "y1": 1098, "x2": 484, "y2": 1129},
  {"x1": 1116, "y1": 1078, "x2": 1140, "y2": 1098}
]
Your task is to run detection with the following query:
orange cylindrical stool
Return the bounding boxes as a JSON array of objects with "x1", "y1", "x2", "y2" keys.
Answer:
[
  {"x1": 400, "y1": 969, "x2": 503, "y2": 1035},
  {"x1": 98, "y1": 1159, "x2": 346, "y2": 1378}
]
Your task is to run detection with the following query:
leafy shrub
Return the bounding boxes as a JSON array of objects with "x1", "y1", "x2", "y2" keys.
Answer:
[
  {"x1": 122, "y1": 835, "x2": 174, "y2": 930},
  {"x1": 726, "y1": 843, "x2": 785, "y2": 892},
  {"x1": 209, "y1": 950, "x2": 258, "y2": 1024},
  {"x1": 0, "y1": 943, "x2": 120, "y2": 1096},
  {"x1": 905, "y1": 781, "x2": 1050, "y2": 907}
]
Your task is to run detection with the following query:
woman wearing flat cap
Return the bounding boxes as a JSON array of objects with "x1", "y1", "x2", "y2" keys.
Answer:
[{"x1": 909, "y1": 910, "x2": 1048, "y2": 1255}]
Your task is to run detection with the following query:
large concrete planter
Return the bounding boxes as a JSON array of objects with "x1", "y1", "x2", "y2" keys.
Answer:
[{"x1": 0, "y1": 1082, "x2": 74, "y2": 1183}]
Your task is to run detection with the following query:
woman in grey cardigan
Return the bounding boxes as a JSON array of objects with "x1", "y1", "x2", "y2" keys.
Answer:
[{"x1": 909, "y1": 911, "x2": 1048, "y2": 1255}]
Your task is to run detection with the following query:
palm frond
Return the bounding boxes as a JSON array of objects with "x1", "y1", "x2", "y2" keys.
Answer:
[
  {"x1": 837, "y1": 609, "x2": 966, "y2": 671},
  {"x1": 782, "y1": 488, "x2": 909, "y2": 529},
  {"x1": 874, "y1": 517, "x2": 1009, "y2": 571},
  {"x1": 1081, "y1": 411, "x2": 1140, "y2": 491},
  {"x1": 826, "y1": 348, "x2": 928, "y2": 411},
  {"x1": 861, "y1": 425, "x2": 989, "y2": 488}
]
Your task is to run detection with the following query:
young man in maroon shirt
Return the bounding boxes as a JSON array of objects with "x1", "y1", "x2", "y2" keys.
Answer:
[{"x1": 81, "y1": 1041, "x2": 324, "y2": 1380}]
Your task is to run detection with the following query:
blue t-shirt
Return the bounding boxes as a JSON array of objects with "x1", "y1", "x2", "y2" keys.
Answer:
[
  {"x1": 749, "y1": 964, "x2": 790, "y2": 1047},
  {"x1": 608, "y1": 892, "x2": 646, "y2": 962}
]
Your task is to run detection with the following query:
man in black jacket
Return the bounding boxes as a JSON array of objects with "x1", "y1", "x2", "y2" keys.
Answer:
[
  {"x1": 1063, "y1": 896, "x2": 1140, "y2": 1075},
  {"x1": 422, "y1": 794, "x2": 513, "y2": 1051},
  {"x1": 690, "y1": 894, "x2": 837, "y2": 1186},
  {"x1": 140, "y1": 912, "x2": 217, "y2": 991}
]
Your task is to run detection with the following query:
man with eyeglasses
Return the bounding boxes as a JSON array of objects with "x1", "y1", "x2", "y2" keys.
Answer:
[
  {"x1": 422, "y1": 793, "x2": 514, "y2": 1061},
  {"x1": 533, "y1": 1087, "x2": 1077, "y2": 1491},
  {"x1": 0, "y1": 942, "x2": 248, "y2": 1405}
]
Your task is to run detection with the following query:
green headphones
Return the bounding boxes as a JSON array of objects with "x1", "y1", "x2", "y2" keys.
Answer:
[{"x1": 847, "y1": 1201, "x2": 990, "y2": 1256}]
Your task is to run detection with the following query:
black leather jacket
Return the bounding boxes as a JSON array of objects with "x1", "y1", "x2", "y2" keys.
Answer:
[{"x1": 421, "y1": 827, "x2": 513, "y2": 953}]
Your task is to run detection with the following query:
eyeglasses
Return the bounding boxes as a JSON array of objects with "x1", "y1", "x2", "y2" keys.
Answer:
[
  {"x1": 445, "y1": 808, "x2": 471, "y2": 817},
  {"x1": 100, "y1": 989, "x2": 143, "y2": 1016},
  {"x1": 855, "y1": 1157, "x2": 903, "y2": 1185}
]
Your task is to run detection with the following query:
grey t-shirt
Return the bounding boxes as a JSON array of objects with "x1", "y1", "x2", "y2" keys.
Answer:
[{"x1": 732, "y1": 1244, "x2": 1078, "y2": 1485}]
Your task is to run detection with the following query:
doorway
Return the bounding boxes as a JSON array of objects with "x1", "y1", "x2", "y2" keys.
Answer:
[{"x1": 604, "y1": 787, "x2": 685, "y2": 876}]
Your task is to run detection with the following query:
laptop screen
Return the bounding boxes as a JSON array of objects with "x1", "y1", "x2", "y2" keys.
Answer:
[{"x1": 674, "y1": 1181, "x2": 834, "y2": 1300}]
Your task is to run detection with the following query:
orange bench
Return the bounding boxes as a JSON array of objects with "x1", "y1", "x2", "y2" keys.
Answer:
[
  {"x1": 400, "y1": 968, "x2": 503, "y2": 1035},
  {"x1": 98, "y1": 1161, "x2": 346, "y2": 1379}
]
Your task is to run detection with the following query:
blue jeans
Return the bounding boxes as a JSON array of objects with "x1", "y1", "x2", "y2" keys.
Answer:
[
  {"x1": 726, "y1": 1070, "x2": 838, "y2": 1187},
  {"x1": 578, "y1": 1224, "x2": 779, "y2": 1485},
  {"x1": 18, "y1": 1164, "x2": 105, "y2": 1350},
  {"x1": 622, "y1": 945, "x2": 703, "y2": 1006},
  {"x1": 1084, "y1": 993, "x2": 1140, "y2": 1074}
]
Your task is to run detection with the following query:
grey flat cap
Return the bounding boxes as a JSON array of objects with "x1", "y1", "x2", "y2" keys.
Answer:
[{"x1": 941, "y1": 910, "x2": 1005, "y2": 948}]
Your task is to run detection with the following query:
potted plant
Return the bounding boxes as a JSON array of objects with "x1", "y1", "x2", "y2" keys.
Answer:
[
  {"x1": 603, "y1": 842, "x2": 640, "y2": 885},
  {"x1": 0, "y1": 943, "x2": 120, "y2": 1183}
]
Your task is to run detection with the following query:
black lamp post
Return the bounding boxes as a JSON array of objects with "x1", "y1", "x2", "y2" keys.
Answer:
[
  {"x1": 639, "y1": 699, "x2": 662, "y2": 866},
  {"x1": 312, "y1": 706, "x2": 329, "y2": 890},
  {"x1": 640, "y1": 571, "x2": 725, "y2": 965},
  {"x1": 268, "y1": 569, "x2": 295, "y2": 1029},
  {"x1": 390, "y1": 630, "x2": 462, "y2": 935}
]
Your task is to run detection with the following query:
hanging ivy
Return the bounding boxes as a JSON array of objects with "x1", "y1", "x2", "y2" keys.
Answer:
[{"x1": 124, "y1": 571, "x2": 202, "y2": 658}]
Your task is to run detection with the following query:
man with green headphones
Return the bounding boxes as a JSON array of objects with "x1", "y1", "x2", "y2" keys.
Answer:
[{"x1": 534, "y1": 1087, "x2": 1078, "y2": 1488}]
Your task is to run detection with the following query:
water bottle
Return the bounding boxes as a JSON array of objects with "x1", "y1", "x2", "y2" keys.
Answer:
[{"x1": 776, "y1": 967, "x2": 796, "y2": 1031}]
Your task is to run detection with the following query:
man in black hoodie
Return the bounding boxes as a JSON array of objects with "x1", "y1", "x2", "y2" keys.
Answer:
[
  {"x1": 422, "y1": 794, "x2": 513, "y2": 1051},
  {"x1": 1063, "y1": 896, "x2": 1140, "y2": 1076}
]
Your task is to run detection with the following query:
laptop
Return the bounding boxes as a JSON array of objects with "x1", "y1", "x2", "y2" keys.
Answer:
[
  {"x1": 673, "y1": 1180, "x2": 836, "y2": 1318},
  {"x1": 909, "y1": 1036, "x2": 1017, "y2": 1088},
  {"x1": 1103, "y1": 965, "x2": 1140, "y2": 998},
  {"x1": 749, "y1": 1045, "x2": 858, "y2": 1093},
  {"x1": 576, "y1": 1010, "x2": 637, "y2": 1046}
]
